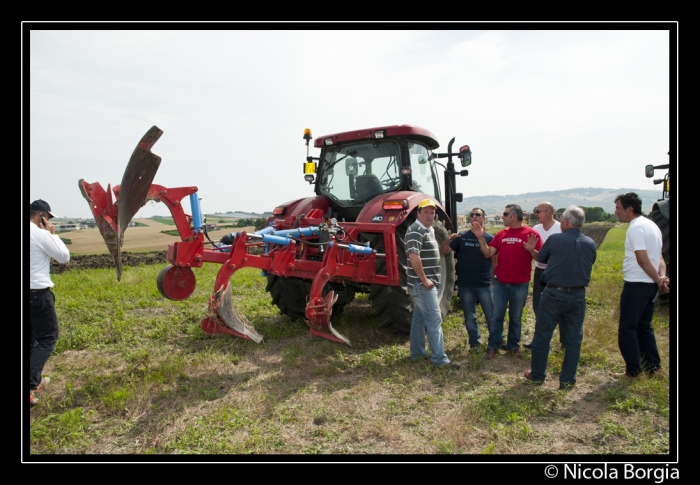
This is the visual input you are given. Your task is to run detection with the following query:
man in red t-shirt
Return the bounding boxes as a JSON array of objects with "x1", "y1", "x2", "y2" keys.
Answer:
[{"x1": 472, "y1": 204, "x2": 542, "y2": 360}]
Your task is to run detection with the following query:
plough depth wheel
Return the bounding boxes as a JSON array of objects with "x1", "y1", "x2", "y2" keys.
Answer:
[{"x1": 157, "y1": 264, "x2": 196, "y2": 301}]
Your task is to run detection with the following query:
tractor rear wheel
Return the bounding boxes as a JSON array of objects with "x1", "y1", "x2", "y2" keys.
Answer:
[
  {"x1": 368, "y1": 216, "x2": 455, "y2": 334},
  {"x1": 266, "y1": 276, "x2": 355, "y2": 321},
  {"x1": 650, "y1": 205, "x2": 670, "y2": 304},
  {"x1": 650, "y1": 206, "x2": 670, "y2": 267}
]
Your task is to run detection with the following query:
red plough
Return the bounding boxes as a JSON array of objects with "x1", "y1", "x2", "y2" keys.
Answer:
[{"x1": 80, "y1": 124, "x2": 472, "y2": 345}]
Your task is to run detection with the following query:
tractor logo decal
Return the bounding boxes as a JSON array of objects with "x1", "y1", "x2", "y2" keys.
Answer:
[
  {"x1": 388, "y1": 216, "x2": 395, "y2": 222},
  {"x1": 371, "y1": 214, "x2": 384, "y2": 223}
]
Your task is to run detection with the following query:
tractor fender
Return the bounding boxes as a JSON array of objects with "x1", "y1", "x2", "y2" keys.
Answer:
[
  {"x1": 356, "y1": 191, "x2": 454, "y2": 232},
  {"x1": 652, "y1": 199, "x2": 670, "y2": 221},
  {"x1": 267, "y1": 196, "x2": 330, "y2": 229}
]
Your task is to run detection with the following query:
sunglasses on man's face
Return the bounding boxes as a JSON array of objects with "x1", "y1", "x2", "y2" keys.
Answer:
[
  {"x1": 470, "y1": 213, "x2": 482, "y2": 218},
  {"x1": 503, "y1": 212, "x2": 511, "y2": 217}
]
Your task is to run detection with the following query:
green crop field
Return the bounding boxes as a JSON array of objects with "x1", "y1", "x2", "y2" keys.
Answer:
[
  {"x1": 149, "y1": 217, "x2": 176, "y2": 226},
  {"x1": 26, "y1": 224, "x2": 673, "y2": 458}
]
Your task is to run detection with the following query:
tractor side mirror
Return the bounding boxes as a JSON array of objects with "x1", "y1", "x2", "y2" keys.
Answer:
[
  {"x1": 345, "y1": 157, "x2": 358, "y2": 176},
  {"x1": 645, "y1": 164, "x2": 655, "y2": 178},
  {"x1": 459, "y1": 145, "x2": 472, "y2": 167}
]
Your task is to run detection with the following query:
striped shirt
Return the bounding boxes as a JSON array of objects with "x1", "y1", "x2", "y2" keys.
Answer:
[{"x1": 406, "y1": 221, "x2": 441, "y2": 287}]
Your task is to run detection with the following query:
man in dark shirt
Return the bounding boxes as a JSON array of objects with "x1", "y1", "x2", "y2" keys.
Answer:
[
  {"x1": 449, "y1": 207, "x2": 497, "y2": 350},
  {"x1": 523, "y1": 206, "x2": 597, "y2": 390}
]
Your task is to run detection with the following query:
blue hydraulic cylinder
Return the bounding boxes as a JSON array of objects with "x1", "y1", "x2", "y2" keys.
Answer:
[
  {"x1": 257, "y1": 226, "x2": 274, "y2": 276},
  {"x1": 189, "y1": 194, "x2": 203, "y2": 234},
  {"x1": 255, "y1": 226, "x2": 275, "y2": 236},
  {"x1": 261, "y1": 234, "x2": 294, "y2": 246},
  {"x1": 272, "y1": 227, "x2": 320, "y2": 238},
  {"x1": 329, "y1": 241, "x2": 374, "y2": 255}
]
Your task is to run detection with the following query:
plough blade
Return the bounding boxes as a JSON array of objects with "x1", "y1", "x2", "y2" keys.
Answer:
[
  {"x1": 78, "y1": 126, "x2": 164, "y2": 281},
  {"x1": 213, "y1": 284, "x2": 263, "y2": 343},
  {"x1": 113, "y1": 126, "x2": 163, "y2": 279},
  {"x1": 78, "y1": 180, "x2": 122, "y2": 278},
  {"x1": 307, "y1": 291, "x2": 351, "y2": 346},
  {"x1": 118, "y1": 126, "x2": 163, "y2": 231}
]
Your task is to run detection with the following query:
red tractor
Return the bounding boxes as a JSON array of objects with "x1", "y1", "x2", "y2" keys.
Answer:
[{"x1": 79, "y1": 125, "x2": 472, "y2": 346}]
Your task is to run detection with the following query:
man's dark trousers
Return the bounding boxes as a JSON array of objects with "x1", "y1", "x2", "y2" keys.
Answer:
[
  {"x1": 618, "y1": 281, "x2": 661, "y2": 377},
  {"x1": 29, "y1": 291, "x2": 59, "y2": 390}
]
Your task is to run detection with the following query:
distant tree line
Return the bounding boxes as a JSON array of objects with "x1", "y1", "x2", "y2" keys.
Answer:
[
  {"x1": 235, "y1": 218, "x2": 267, "y2": 231},
  {"x1": 555, "y1": 206, "x2": 616, "y2": 222}
]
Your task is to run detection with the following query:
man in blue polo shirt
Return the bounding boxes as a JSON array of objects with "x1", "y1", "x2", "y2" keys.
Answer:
[
  {"x1": 523, "y1": 206, "x2": 597, "y2": 390},
  {"x1": 449, "y1": 207, "x2": 496, "y2": 350}
]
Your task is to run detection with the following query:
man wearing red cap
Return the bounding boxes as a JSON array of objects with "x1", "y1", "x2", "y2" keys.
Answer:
[{"x1": 29, "y1": 200, "x2": 70, "y2": 408}]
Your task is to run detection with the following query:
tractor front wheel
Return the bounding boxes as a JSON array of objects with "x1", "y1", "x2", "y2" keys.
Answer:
[
  {"x1": 369, "y1": 215, "x2": 455, "y2": 334},
  {"x1": 266, "y1": 276, "x2": 355, "y2": 321}
]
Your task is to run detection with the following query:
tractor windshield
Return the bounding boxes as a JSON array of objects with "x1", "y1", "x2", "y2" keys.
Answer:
[
  {"x1": 319, "y1": 140, "x2": 404, "y2": 206},
  {"x1": 407, "y1": 142, "x2": 440, "y2": 201}
]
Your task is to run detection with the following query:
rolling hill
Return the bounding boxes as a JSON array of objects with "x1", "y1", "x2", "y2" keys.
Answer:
[{"x1": 456, "y1": 187, "x2": 665, "y2": 216}]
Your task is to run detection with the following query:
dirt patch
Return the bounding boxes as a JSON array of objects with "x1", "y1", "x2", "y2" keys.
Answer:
[
  {"x1": 51, "y1": 251, "x2": 168, "y2": 274},
  {"x1": 580, "y1": 223, "x2": 616, "y2": 248}
]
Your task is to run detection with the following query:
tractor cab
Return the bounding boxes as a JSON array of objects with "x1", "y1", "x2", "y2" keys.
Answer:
[{"x1": 302, "y1": 125, "x2": 468, "y2": 224}]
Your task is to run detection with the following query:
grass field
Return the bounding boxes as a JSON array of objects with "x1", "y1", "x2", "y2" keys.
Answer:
[{"x1": 25, "y1": 224, "x2": 674, "y2": 459}]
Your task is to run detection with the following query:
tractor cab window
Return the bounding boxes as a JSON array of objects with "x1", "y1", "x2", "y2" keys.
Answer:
[
  {"x1": 408, "y1": 142, "x2": 440, "y2": 201},
  {"x1": 319, "y1": 140, "x2": 403, "y2": 206}
]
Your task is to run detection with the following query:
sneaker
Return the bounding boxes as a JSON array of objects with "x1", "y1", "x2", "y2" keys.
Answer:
[
  {"x1": 559, "y1": 382, "x2": 575, "y2": 391},
  {"x1": 435, "y1": 362, "x2": 460, "y2": 370},
  {"x1": 34, "y1": 377, "x2": 50, "y2": 393},
  {"x1": 30, "y1": 391, "x2": 38, "y2": 407}
]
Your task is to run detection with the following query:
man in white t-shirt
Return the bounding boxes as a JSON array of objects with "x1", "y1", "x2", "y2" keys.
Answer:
[
  {"x1": 29, "y1": 199, "x2": 70, "y2": 408},
  {"x1": 523, "y1": 202, "x2": 562, "y2": 350},
  {"x1": 613, "y1": 192, "x2": 669, "y2": 378}
]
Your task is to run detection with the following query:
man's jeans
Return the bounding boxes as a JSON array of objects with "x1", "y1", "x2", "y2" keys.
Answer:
[
  {"x1": 618, "y1": 281, "x2": 661, "y2": 377},
  {"x1": 533, "y1": 269, "x2": 565, "y2": 345},
  {"x1": 409, "y1": 283, "x2": 450, "y2": 366},
  {"x1": 530, "y1": 287, "x2": 586, "y2": 386},
  {"x1": 458, "y1": 285, "x2": 494, "y2": 348},
  {"x1": 489, "y1": 279, "x2": 528, "y2": 351},
  {"x1": 29, "y1": 290, "x2": 59, "y2": 390}
]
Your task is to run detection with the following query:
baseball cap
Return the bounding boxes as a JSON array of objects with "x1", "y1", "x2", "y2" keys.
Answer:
[
  {"x1": 30, "y1": 200, "x2": 56, "y2": 219},
  {"x1": 418, "y1": 198, "x2": 437, "y2": 209}
]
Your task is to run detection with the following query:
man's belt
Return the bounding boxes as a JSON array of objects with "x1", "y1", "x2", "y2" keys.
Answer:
[
  {"x1": 29, "y1": 287, "x2": 51, "y2": 293},
  {"x1": 546, "y1": 285, "x2": 584, "y2": 291}
]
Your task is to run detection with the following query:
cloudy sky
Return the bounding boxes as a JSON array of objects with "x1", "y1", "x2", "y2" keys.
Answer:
[{"x1": 25, "y1": 26, "x2": 674, "y2": 219}]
